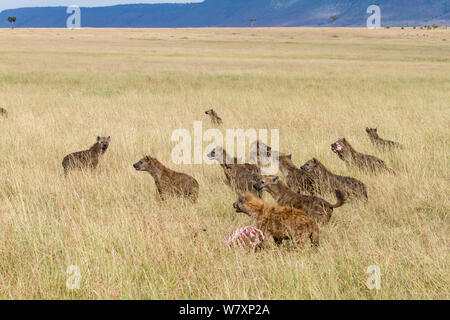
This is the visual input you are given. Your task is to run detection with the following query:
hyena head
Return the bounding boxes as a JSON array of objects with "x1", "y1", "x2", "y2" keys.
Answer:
[
  {"x1": 233, "y1": 192, "x2": 263, "y2": 218},
  {"x1": 133, "y1": 155, "x2": 160, "y2": 174},
  {"x1": 277, "y1": 153, "x2": 292, "y2": 166},
  {"x1": 365, "y1": 127, "x2": 379, "y2": 139},
  {"x1": 97, "y1": 136, "x2": 111, "y2": 153},
  {"x1": 331, "y1": 138, "x2": 350, "y2": 156},
  {"x1": 253, "y1": 175, "x2": 280, "y2": 192},
  {"x1": 207, "y1": 146, "x2": 224, "y2": 162},
  {"x1": 249, "y1": 140, "x2": 272, "y2": 164},
  {"x1": 205, "y1": 109, "x2": 214, "y2": 115},
  {"x1": 300, "y1": 158, "x2": 320, "y2": 173}
]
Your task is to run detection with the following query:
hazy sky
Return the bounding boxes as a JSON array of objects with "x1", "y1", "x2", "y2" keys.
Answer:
[{"x1": 0, "y1": 1, "x2": 203, "y2": 12}]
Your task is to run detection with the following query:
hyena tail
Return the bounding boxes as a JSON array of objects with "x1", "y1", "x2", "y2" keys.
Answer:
[{"x1": 329, "y1": 189, "x2": 346, "y2": 208}]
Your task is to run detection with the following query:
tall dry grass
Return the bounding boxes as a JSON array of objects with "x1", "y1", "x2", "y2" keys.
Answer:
[{"x1": 0, "y1": 28, "x2": 448, "y2": 299}]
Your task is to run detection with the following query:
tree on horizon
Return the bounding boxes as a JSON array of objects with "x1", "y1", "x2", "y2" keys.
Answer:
[{"x1": 8, "y1": 17, "x2": 16, "y2": 29}]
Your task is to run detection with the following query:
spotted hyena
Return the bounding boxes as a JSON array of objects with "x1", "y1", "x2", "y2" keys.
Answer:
[
  {"x1": 133, "y1": 155, "x2": 199, "y2": 202},
  {"x1": 253, "y1": 175, "x2": 345, "y2": 225},
  {"x1": 207, "y1": 146, "x2": 262, "y2": 195},
  {"x1": 204, "y1": 109, "x2": 223, "y2": 125},
  {"x1": 366, "y1": 127, "x2": 403, "y2": 150},
  {"x1": 233, "y1": 192, "x2": 319, "y2": 248},
  {"x1": 300, "y1": 158, "x2": 368, "y2": 201},
  {"x1": 278, "y1": 153, "x2": 315, "y2": 195},
  {"x1": 331, "y1": 138, "x2": 395, "y2": 174},
  {"x1": 62, "y1": 136, "x2": 110, "y2": 176}
]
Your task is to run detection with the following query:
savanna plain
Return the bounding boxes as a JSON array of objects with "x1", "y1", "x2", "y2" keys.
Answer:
[{"x1": 0, "y1": 27, "x2": 448, "y2": 299}]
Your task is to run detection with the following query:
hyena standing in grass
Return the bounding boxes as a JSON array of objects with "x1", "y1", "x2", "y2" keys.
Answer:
[
  {"x1": 204, "y1": 109, "x2": 223, "y2": 125},
  {"x1": 0, "y1": 107, "x2": 8, "y2": 118},
  {"x1": 278, "y1": 153, "x2": 315, "y2": 195},
  {"x1": 365, "y1": 127, "x2": 403, "y2": 150},
  {"x1": 253, "y1": 175, "x2": 345, "y2": 225},
  {"x1": 300, "y1": 158, "x2": 368, "y2": 201},
  {"x1": 331, "y1": 138, "x2": 395, "y2": 174},
  {"x1": 62, "y1": 136, "x2": 111, "y2": 176},
  {"x1": 233, "y1": 192, "x2": 319, "y2": 248},
  {"x1": 133, "y1": 155, "x2": 199, "y2": 202},
  {"x1": 207, "y1": 146, "x2": 262, "y2": 196}
]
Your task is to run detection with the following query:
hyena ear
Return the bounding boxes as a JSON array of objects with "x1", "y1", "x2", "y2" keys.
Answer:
[
  {"x1": 312, "y1": 158, "x2": 318, "y2": 163},
  {"x1": 107, "y1": 136, "x2": 111, "y2": 142},
  {"x1": 238, "y1": 194, "x2": 245, "y2": 202},
  {"x1": 272, "y1": 176, "x2": 280, "y2": 183},
  {"x1": 342, "y1": 138, "x2": 347, "y2": 143},
  {"x1": 97, "y1": 136, "x2": 101, "y2": 142},
  {"x1": 375, "y1": 128, "x2": 377, "y2": 132},
  {"x1": 366, "y1": 127, "x2": 369, "y2": 132},
  {"x1": 145, "y1": 156, "x2": 150, "y2": 161},
  {"x1": 287, "y1": 154, "x2": 292, "y2": 160}
]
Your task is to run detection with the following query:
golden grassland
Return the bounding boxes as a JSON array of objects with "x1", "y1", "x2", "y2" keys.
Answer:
[{"x1": 0, "y1": 27, "x2": 448, "y2": 299}]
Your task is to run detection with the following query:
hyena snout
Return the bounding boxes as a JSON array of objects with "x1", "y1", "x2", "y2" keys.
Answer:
[
  {"x1": 101, "y1": 142, "x2": 109, "y2": 150},
  {"x1": 300, "y1": 164, "x2": 308, "y2": 171},
  {"x1": 331, "y1": 141, "x2": 343, "y2": 152},
  {"x1": 253, "y1": 182, "x2": 263, "y2": 191},
  {"x1": 331, "y1": 143, "x2": 340, "y2": 152},
  {"x1": 133, "y1": 161, "x2": 143, "y2": 170},
  {"x1": 207, "y1": 150, "x2": 216, "y2": 160},
  {"x1": 233, "y1": 195, "x2": 246, "y2": 213},
  {"x1": 233, "y1": 201, "x2": 242, "y2": 212}
]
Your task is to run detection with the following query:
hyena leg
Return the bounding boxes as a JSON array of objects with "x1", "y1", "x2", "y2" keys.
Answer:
[{"x1": 310, "y1": 230, "x2": 319, "y2": 248}]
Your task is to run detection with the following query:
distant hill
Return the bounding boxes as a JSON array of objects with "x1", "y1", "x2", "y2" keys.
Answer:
[{"x1": 0, "y1": 0, "x2": 449, "y2": 28}]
